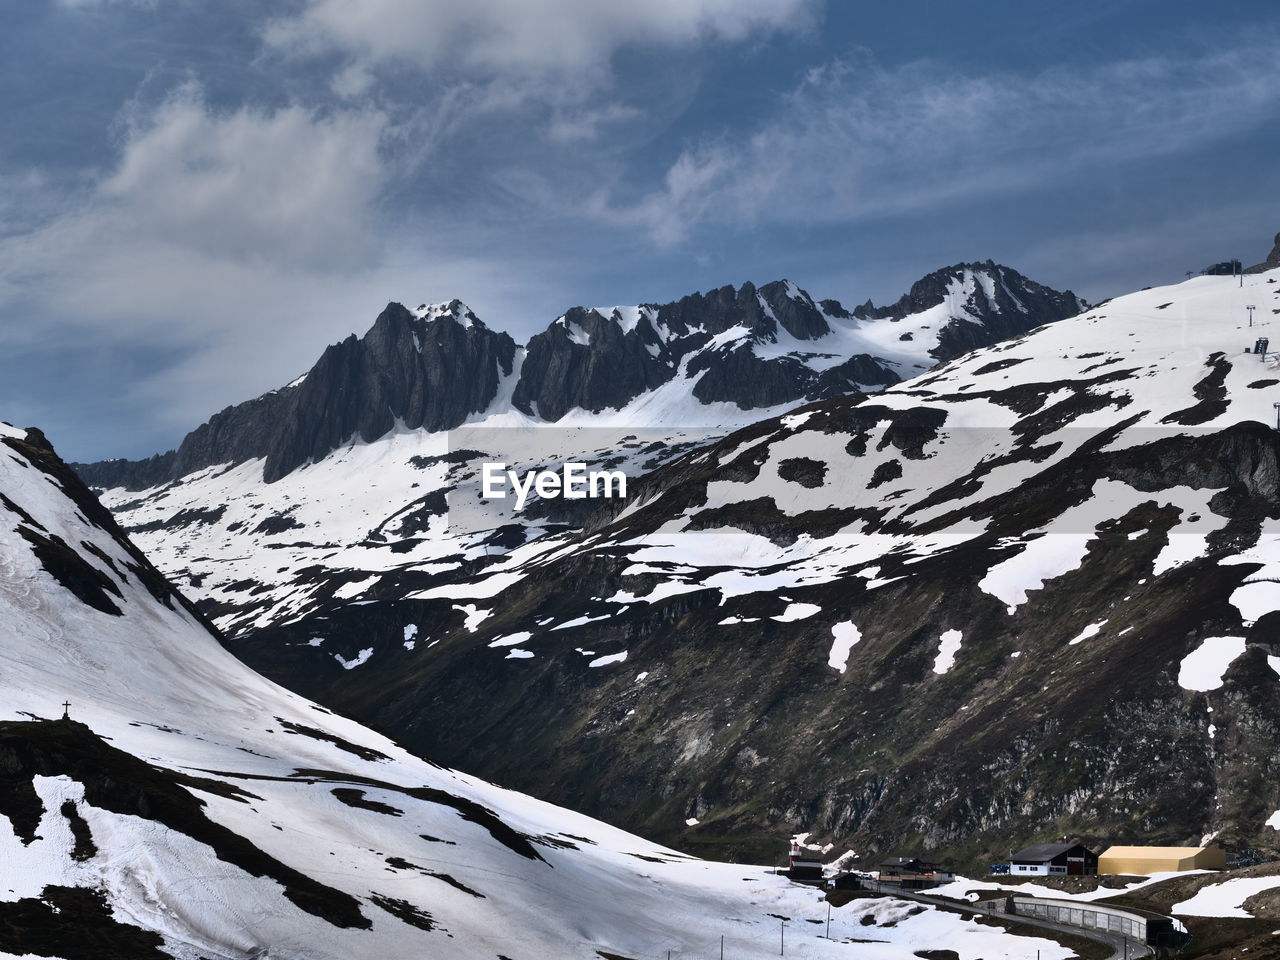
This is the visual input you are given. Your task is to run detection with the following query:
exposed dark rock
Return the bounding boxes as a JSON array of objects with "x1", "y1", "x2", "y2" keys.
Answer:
[
  {"x1": 275, "y1": 718, "x2": 391, "y2": 762},
  {"x1": 0, "y1": 885, "x2": 169, "y2": 960},
  {"x1": 369, "y1": 894, "x2": 437, "y2": 931},
  {"x1": 0, "y1": 719, "x2": 370, "y2": 928},
  {"x1": 76, "y1": 302, "x2": 517, "y2": 488},
  {"x1": 332, "y1": 788, "x2": 404, "y2": 816},
  {"x1": 253, "y1": 510, "x2": 305, "y2": 535},
  {"x1": 14, "y1": 526, "x2": 123, "y2": 616},
  {"x1": 777, "y1": 457, "x2": 827, "y2": 488},
  {"x1": 2, "y1": 430, "x2": 219, "y2": 639},
  {"x1": 1246, "y1": 232, "x2": 1280, "y2": 273},
  {"x1": 852, "y1": 261, "x2": 1086, "y2": 361},
  {"x1": 60, "y1": 800, "x2": 96, "y2": 861},
  {"x1": 512, "y1": 307, "x2": 675, "y2": 420},
  {"x1": 1162, "y1": 353, "x2": 1232, "y2": 426}
]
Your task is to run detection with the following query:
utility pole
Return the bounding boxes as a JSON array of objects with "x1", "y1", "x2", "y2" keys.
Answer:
[
  {"x1": 720, "y1": 934, "x2": 724, "y2": 959},
  {"x1": 1248, "y1": 304, "x2": 1257, "y2": 327}
]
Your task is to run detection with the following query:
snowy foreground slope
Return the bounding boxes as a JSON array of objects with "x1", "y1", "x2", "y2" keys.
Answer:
[
  {"x1": 0, "y1": 428, "x2": 1071, "y2": 958},
  {"x1": 231, "y1": 268, "x2": 1280, "y2": 860}
]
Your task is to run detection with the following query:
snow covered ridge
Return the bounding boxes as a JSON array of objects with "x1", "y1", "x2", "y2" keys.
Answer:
[
  {"x1": 75, "y1": 262, "x2": 1083, "y2": 492},
  {"x1": 0, "y1": 426, "x2": 1081, "y2": 958}
]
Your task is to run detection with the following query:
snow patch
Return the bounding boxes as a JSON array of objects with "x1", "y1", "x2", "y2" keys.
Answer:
[
  {"x1": 773, "y1": 602, "x2": 821, "y2": 622},
  {"x1": 1068, "y1": 621, "x2": 1106, "y2": 645},
  {"x1": 453, "y1": 603, "x2": 492, "y2": 632},
  {"x1": 1178, "y1": 636, "x2": 1248, "y2": 691},
  {"x1": 1173, "y1": 876, "x2": 1280, "y2": 918},
  {"x1": 488, "y1": 632, "x2": 533, "y2": 648},
  {"x1": 588, "y1": 651, "x2": 628, "y2": 668},
  {"x1": 931, "y1": 630, "x2": 963, "y2": 674},
  {"x1": 334, "y1": 647, "x2": 373, "y2": 669},
  {"x1": 827, "y1": 622, "x2": 861, "y2": 673}
]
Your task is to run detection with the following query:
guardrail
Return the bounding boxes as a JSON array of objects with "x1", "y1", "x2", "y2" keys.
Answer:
[{"x1": 1008, "y1": 896, "x2": 1188, "y2": 951}]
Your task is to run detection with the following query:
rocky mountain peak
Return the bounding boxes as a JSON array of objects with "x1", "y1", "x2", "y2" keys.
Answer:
[
  {"x1": 412, "y1": 298, "x2": 484, "y2": 327},
  {"x1": 75, "y1": 264, "x2": 1085, "y2": 490},
  {"x1": 755, "y1": 279, "x2": 831, "y2": 341},
  {"x1": 851, "y1": 261, "x2": 1087, "y2": 360}
]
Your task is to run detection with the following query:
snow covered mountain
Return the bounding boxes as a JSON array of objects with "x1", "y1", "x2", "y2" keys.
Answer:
[
  {"x1": 206, "y1": 261, "x2": 1280, "y2": 865},
  {"x1": 0, "y1": 422, "x2": 1078, "y2": 958},
  {"x1": 74, "y1": 263, "x2": 1082, "y2": 637}
]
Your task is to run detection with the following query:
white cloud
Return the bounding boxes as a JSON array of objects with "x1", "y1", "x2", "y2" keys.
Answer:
[
  {"x1": 0, "y1": 85, "x2": 562, "y2": 432},
  {"x1": 264, "y1": 0, "x2": 815, "y2": 84},
  {"x1": 330, "y1": 64, "x2": 377, "y2": 101},
  {"x1": 547, "y1": 102, "x2": 642, "y2": 143},
  {"x1": 0, "y1": 84, "x2": 394, "y2": 346},
  {"x1": 595, "y1": 43, "x2": 1280, "y2": 245},
  {"x1": 94, "y1": 85, "x2": 392, "y2": 270}
]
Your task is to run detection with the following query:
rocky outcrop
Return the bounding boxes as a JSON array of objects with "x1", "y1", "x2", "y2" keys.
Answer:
[
  {"x1": 646, "y1": 279, "x2": 830, "y2": 342},
  {"x1": 852, "y1": 261, "x2": 1086, "y2": 361},
  {"x1": 688, "y1": 346, "x2": 899, "y2": 408},
  {"x1": 1246, "y1": 232, "x2": 1280, "y2": 274},
  {"x1": 513, "y1": 280, "x2": 845, "y2": 417},
  {"x1": 511, "y1": 307, "x2": 674, "y2": 421}
]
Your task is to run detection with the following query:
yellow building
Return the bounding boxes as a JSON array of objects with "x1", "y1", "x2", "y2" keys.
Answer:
[{"x1": 1098, "y1": 845, "x2": 1226, "y2": 875}]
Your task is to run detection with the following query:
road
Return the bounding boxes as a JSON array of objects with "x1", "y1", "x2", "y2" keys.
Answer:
[{"x1": 857, "y1": 879, "x2": 1152, "y2": 960}]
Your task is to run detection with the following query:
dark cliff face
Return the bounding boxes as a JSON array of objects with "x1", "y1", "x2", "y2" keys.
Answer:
[
  {"x1": 510, "y1": 307, "x2": 675, "y2": 421},
  {"x1": 74, "y1": 267, "x2": 1084, "y2": 490},
  {"x1": 262, "y1": 302, "x2": 516, "y2": 482},
  {"x1": 512, "y1": 280, "x2": 842, "y2": 419},
  {"x1": 676, "y1": 280, "x2": 896, "y2": 408},
  {"x1": 687, "y1": 347, "x2": 899, "y2": 408},
  {"x1": 645, "y1": 279, "x2": 831, "y2": 342},
  {"x1": 853, "y1": 261, "x2": 1087, "y2": 361},
  {"x1": 77, "y1": 303, "x2": 517, "y2": 488}
]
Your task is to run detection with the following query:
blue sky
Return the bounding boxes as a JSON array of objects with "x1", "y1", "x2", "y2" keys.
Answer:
[{"x1": 3, "y1": 0, "x2": 1280, "y2": 461}]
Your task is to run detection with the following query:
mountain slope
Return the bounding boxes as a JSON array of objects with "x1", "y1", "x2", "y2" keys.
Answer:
[
  {"x1": 218, "y1": 267, "x2": 1280, "y2": 865},
  {"x1": 0, "y1": 423, "x2": 1080, "y2": 958}
]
